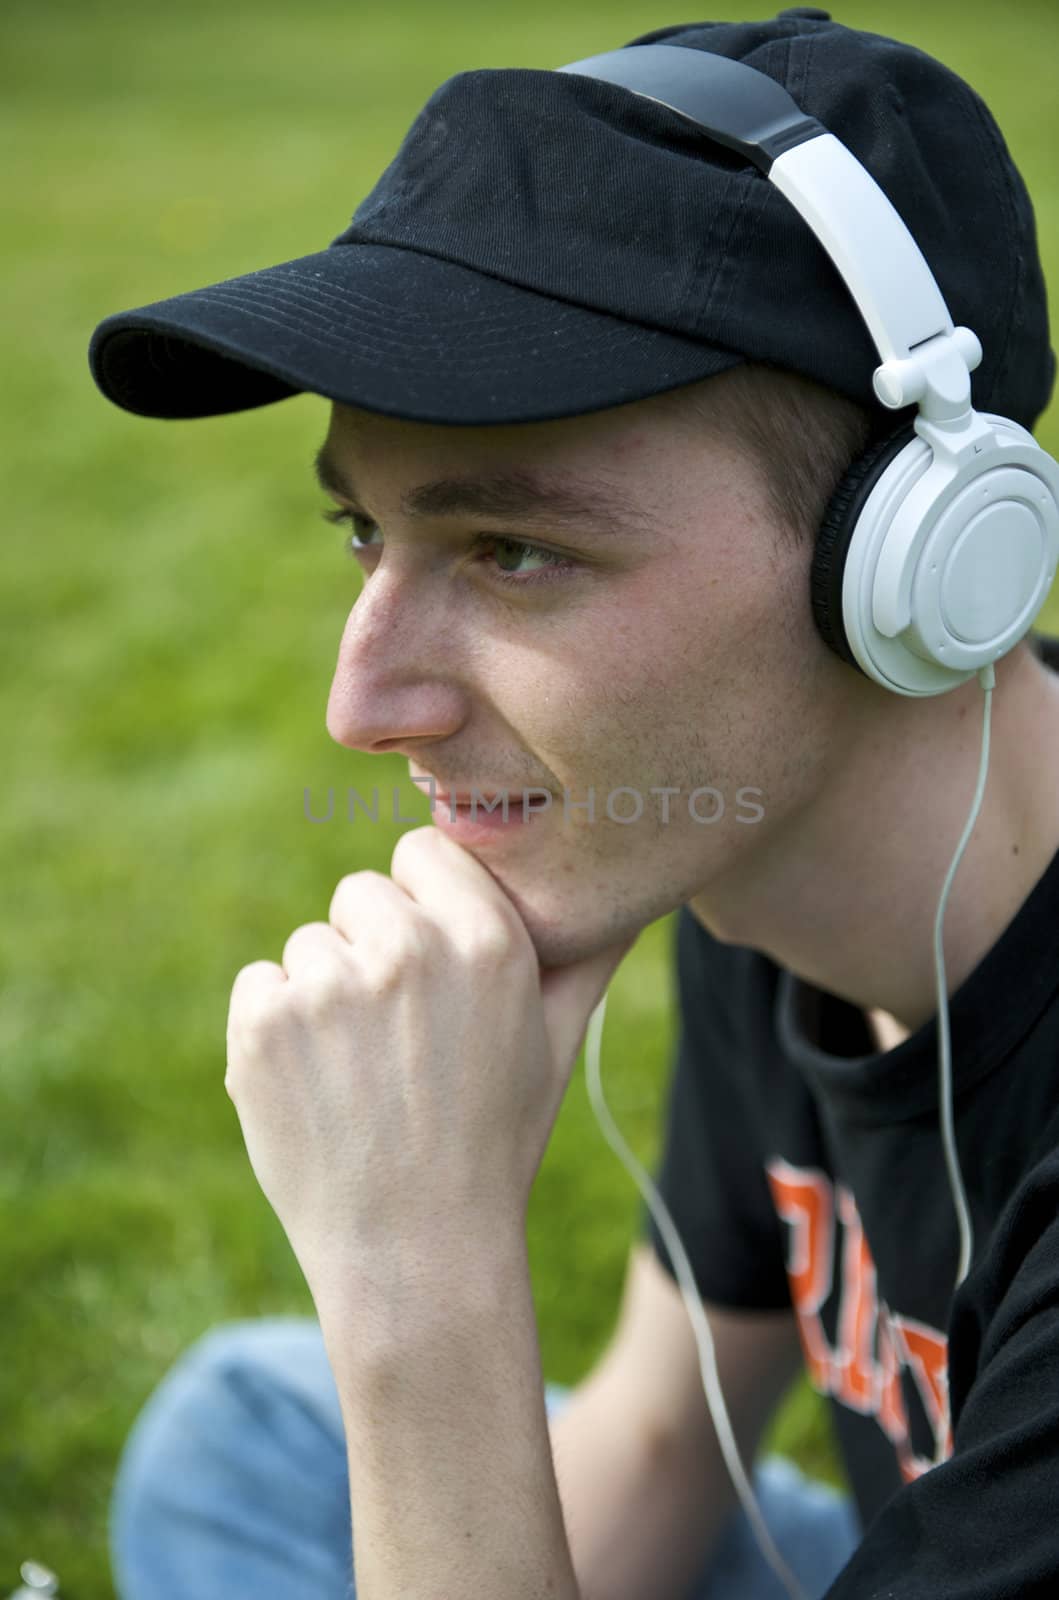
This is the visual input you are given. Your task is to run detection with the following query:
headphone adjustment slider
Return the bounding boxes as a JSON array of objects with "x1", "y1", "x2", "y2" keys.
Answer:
[{"x1": 873, "y1": 327, "x2": 983, "y2": 421}]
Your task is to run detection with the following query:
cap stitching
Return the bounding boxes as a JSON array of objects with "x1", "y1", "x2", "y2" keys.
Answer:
[
  {"x1": 792, "y1": 22, "x2": 815, "y2": 108},
  {"x1": 960, "y1": 89, "x2": 1023, "y2": 419},
  {"x1": 690, "y1": 168, "x2": 758, "y2": 335},
  {"x1": 698, "y1": 37, "x2": 786, "y2": 337}
]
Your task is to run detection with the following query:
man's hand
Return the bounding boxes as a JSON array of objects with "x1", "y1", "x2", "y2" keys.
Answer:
[{"x1": 224, "y1": 825, "x2": 631, "y2": 1308}]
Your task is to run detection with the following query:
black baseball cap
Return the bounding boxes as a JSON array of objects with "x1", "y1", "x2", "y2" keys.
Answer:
[{"x1": 88, "y1": 9, "x2": 1055, "y2": 431}]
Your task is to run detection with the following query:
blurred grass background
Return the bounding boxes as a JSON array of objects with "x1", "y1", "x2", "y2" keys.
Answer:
[{"x1": 2, "y1": 0, "x2": 1058, "y2": 1593}]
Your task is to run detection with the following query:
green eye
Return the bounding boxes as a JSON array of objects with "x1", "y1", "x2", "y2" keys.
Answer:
[
  {"x1": 491, "y1": 538, "x2": 561, "y2": 574},
  {"x1": 322, "y1": 507, "x2": 382, "y2": 555},
  {"x1": 347, "y1": 514, "x2": 381, "y2": 548}
]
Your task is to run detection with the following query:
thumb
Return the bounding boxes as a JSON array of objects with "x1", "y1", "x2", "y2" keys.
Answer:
[{"x1": 539, "y1": 934, "x2": 636, "y2": 1073}]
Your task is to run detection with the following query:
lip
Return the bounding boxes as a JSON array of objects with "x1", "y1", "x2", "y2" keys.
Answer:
[
  {"x1": 434, "y1": 789, "x2": 539, "y2": 811},
  {"x1": 429, "y1": 789, "x2": 542, "y2": 844},
  {"x1": 435, "y1": 792, "x2": 504, "y2": 805}
]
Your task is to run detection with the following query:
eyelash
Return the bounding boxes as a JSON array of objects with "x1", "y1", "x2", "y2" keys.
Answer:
[{"x1": 321, "y1": 507, "x2": 577, "y2": 587}]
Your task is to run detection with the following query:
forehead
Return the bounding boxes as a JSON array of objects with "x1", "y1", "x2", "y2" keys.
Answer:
[
  {"x1": 318, "y1": 388, "x2": 749, "y2": 518},
  {"x1": 325, "y1": 394, "x2": 686, "y2": 468},
  {"x1": 321, "y1": 403, "x2": 682, "y2": 533}
]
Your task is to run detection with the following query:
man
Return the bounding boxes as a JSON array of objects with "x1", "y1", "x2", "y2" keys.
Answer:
[{"x1": 89, "y1": 10, "x2": 1059, "y2": 1599}]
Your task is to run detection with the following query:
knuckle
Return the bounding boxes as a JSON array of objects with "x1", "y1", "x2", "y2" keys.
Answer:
[
  {"x1": 230, "y1": 964, "x2": 286, "y2": 1036},
  {"x1": 361, "y1": 911, "x2": 429, "y2": 986},
  {"x1": 281, "y1": 921, "x2": 329, "y2": 969},
  {"x1": 357, "y1": 951, "x2": 404, "y2": 996},
  {"x1": 329, "y1": 869, "x2": 388, "y2": 921},
  {"x1": 235, "y1": 959, "x2": 279, "y2": 982},
  {"x1": 297, "y1": 958, "x2": 349, "y2": 1017},
  {"x1": 391, "y1": 825, "x2": 434, "y2": 872}
]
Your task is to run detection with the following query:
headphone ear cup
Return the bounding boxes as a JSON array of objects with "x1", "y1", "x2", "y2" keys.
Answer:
[{"x1": 812, "y1": 427, "x2": 916, "y2": 668}]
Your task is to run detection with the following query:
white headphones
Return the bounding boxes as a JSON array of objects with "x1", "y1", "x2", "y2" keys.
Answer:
[{"x1": 560, "y1": 45, "x2": 1059, "y2": 697}]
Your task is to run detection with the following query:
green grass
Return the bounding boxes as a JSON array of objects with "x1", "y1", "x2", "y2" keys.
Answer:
[{"x1": 3, "y1": 1, "x2": 1059, "y2": 1593}]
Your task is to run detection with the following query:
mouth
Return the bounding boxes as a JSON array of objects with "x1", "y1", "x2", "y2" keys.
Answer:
[
  {"x1": 436, "y1": 790, "x2": 517, "y2": 808},
  {"x1": 429, "y1": 789, "x2": 544, "y2": 843}
]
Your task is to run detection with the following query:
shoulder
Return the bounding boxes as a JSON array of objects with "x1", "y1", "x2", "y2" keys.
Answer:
[{"x1": 951, "y1": 1123, "x2": 1059, "y2": 1414}]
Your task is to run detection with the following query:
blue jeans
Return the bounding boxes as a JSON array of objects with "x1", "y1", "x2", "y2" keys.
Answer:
[{"x1": 110, "y1": 1318, "x2": 860, "y2": 1600}]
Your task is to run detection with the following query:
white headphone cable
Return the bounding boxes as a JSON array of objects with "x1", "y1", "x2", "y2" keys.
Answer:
[
  {"x1": 583, "y1": 658, "x2": 996, "y2": 1589},
  {"x1": 934, "y1": 660, "x2": 995, "y2": 1295},
  {"x1": 924, "y1": 660, "x2": 995, "y2": 1464},
  {"x1": 584, "y1": 994, "x2": 810, "y2": 1600}
]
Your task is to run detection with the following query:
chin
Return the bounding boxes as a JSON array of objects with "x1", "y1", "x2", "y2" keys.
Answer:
[
  {"x1": 466, "y1": 832, "x2": 698, "y2": 967},
  {"x1": 493, "y1": 869, "x2": 653, "y2": 972},
  {"x1": 476, "y1": 872, "x2": 600, "y2": 968}
]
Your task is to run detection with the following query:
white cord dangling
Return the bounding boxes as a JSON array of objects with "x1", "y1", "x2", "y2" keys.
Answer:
[
  {"x1": 933, "y1": 660, "x2": 995, "y2": 1295},
  {"x1": 584, "y1": 995, "x2": 810, "y2": 1600}
]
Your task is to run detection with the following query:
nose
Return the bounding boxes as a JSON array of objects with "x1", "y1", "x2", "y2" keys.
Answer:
[{"x1": 325, "y1": 569, "x2": 469, "y2": 754}]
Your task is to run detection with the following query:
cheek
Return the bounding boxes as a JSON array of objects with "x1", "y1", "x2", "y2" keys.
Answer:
[
  {"x1": 489, "y1": 594, "x2": 696, "y2": 781},
  {"x1": 473, "y1": 541, "x2": 795, "y2": 783},
  {"x1": 543, "y1": 563, "x2": 798, "y2": 787}
]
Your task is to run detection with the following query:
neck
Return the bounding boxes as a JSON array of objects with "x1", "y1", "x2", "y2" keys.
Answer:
[{"x1": 690, "y1": 642, "x2": 1059, "y2": 1035}]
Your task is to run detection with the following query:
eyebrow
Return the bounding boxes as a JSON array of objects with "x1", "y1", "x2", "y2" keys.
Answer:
[{"x1": 313, "y1": 445, "x2": 652, "y2": 538}]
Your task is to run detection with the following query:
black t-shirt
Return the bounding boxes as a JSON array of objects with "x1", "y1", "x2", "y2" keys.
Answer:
[{"x1": 644, "y1": 634, "x2": 1059, "y2": 1596}]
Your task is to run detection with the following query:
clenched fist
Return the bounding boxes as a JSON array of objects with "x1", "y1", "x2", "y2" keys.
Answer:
[{"x1": 224, "y1": 826, "x2": 631, "y2": 1310}]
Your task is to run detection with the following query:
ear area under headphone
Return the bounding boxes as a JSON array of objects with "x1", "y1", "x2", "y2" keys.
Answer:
[{"x1": 811, "y1": 426, "x2": 915, "y2": 667}]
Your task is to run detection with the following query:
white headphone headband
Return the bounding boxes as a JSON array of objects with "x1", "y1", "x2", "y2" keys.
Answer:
[{"x1": 560, "y1": 45, "x2": 979, "y2": 421}]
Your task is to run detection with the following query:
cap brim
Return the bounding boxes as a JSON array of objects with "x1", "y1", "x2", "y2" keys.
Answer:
[{"x1": 89, "y1": 242, "x2": 743, "y2": 426}]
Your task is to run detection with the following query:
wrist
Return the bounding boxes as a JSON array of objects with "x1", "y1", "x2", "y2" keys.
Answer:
[{"x1": 314, "y1": 1220, "x2": 530, "y2": 1383}]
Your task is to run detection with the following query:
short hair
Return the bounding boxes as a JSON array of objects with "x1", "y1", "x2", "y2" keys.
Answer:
[{"x1": 655, "y1": 363, "x2": 878, "y2": 550}]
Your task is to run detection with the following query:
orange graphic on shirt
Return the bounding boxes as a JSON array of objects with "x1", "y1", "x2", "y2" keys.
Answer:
[{"x1": 766, "y1": 1158, "x2": 953, "y2": 1477}]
